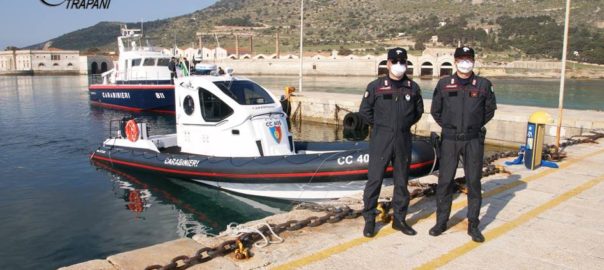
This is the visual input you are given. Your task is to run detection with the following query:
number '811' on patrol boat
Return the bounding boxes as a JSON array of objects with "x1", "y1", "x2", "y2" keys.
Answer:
[{"x1": 90, "y1": 72, "x2": 438, "y2": 200}]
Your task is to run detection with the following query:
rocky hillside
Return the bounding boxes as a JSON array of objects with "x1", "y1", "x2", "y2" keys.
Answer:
[{"x1": 26, "y1": 0, "x2": 604, "y2": 63}]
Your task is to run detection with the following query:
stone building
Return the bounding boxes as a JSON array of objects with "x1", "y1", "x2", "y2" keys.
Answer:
[{"x1": 0, "y1": 48, "x2": 81, "y2": 75}]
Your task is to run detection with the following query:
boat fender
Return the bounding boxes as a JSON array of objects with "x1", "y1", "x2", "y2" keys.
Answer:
[
  {"x1": 343, "y1": 112, "x2": 369, "y2": 141},
  {"x1": 343, "y1": 112, "x2": 365, "y2": 130}
]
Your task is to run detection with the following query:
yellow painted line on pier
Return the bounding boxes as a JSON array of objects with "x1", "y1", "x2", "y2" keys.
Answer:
[
  {"x1": 415, "y1": 174, "x2": 604, "y2": 270},
  {"x1": 271, "y1": 148, "x2": 604, "y2": 270}
]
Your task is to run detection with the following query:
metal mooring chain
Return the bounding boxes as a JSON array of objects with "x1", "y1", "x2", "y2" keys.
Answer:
[
  {"x1": 145, "y1": 184, "x2": 436, "y2": 270},
  {"x1": 147, "y1": 132, "x2": 603, "y2": 269},
  {"x1": 454, "y1": 131, "x2": 604, "y2": 192}
]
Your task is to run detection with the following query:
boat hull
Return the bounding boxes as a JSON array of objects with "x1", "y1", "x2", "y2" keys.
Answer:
[
  {"x1": 90, "y1": 140, "x2": 438, "y2": 200},
  {"x1": 88, "y1": 84, "x2": 175, "y2": 113}
]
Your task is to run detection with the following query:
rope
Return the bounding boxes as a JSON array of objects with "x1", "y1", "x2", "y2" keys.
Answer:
[
  {"x1": 224, "y1": 222, "x2": 283, "y2": 248},
  {"x1": 428, "y1": 146, "x2": 438, "y2": 175},
  {"x1": 295, "y1": 151, "x2": 345, "y2": 201}
]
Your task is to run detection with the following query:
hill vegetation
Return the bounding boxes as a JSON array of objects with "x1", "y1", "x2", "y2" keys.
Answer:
[{"x1": 24, "y1": 0, "x2": 604, "y2": 64}]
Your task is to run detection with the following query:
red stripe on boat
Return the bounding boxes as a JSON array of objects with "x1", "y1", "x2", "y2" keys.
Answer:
[
  {"x1": 90, "y1": 101, "x2": 175, "y2": 114},
  {"x1": 91, "y1": 154, "x2": 433, "y2": 179}
]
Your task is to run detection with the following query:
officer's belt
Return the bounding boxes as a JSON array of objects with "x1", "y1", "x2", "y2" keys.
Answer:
[
  {"x1": 373, "y1": 124, "x2": 411, "y2": 133},
  {"x1": 441, "y1": 131, "x2": 480, "y2": 141}
]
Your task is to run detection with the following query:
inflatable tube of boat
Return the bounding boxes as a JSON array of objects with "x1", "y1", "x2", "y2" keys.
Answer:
[{"x1": 90, "y1": 140, "x2": 437, "y2": 184}]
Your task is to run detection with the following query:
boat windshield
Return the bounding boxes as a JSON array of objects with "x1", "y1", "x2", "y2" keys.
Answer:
[{"x1": 214, "y1": 81, "x2": 275, "y2": 105}]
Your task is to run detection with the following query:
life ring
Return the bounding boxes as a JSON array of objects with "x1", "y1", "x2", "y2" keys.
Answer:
[{"x1": 125, "y1": 119, "x2": 139, "y2": 142}]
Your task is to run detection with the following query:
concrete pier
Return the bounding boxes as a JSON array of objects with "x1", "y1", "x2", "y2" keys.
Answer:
[
  {"x1": 279, "y1": 91, "x2": 604, "y2": 147},
  {"x1": 62, "y1": 135, "x2": 604, "y2": 269}
]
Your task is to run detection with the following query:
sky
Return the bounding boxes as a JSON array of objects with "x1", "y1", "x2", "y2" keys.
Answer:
[{"x1": 0, "y1": 0, "x2": 217, "y2": 49}]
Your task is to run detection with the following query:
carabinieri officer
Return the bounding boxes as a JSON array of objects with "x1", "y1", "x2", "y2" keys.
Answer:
[
  {"x1": 429, "y1": 46, "x2": 497, "y2": 242},
  {"x1": 359, "y1": 47, "x2": 424, "y2": 238}
]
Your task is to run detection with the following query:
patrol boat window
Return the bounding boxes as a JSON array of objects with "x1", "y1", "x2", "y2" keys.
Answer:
[
  {"x1": 131, "y1": 59, "x2": 142, "y2": 66},
  {"x1": 143, "y1": 58, "x2": 156, "y2": 66},
  {"x1": 157, "y1": 58, "x2": 170, "y2": 66},
  {"x1": 214, "y1": 81, "x2": 275, "y2": 105},
  {"x1": 199, "y1": 88, "x2": 233, "y2": 122}
]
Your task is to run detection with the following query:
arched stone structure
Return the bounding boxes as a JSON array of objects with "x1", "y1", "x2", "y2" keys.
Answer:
[
  {"x1": 406, "y1": 60, "x2": 414, "y2": 76},
  {"x1": 378, "y1": 60, "x2": 388, "y2": 76},
  {"x1": 439, "y1": 62, "x2": 453, "y2": 77},
  {"x1": 420, "y1": 61, "x2": 433, "y2": 77},
  {"x1": 91, "y1": 62, "x2": 98, "y2": 74}
]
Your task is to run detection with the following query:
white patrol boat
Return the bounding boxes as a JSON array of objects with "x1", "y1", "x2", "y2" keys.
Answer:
[{"x1": 90, "y1": 71, "x2": 438, "y2": 200}]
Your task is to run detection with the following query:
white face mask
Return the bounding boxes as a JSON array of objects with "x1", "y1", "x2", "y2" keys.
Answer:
[
  {"x1": 390, "y1": 63, "x2": 407, "y2": 78},
  {"x1": 456, "y1": 60, "x2": 474, "y2": 74}
]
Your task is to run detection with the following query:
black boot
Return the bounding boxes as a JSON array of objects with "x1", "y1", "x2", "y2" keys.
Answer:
[
  {"x1": 363, "y1": 219, "x2": 376, "y2": 238},
  {"x1": 429, "y1": 223, "x2": 447, "y2": 237},
  {"x1": 468, "y1": 223, "x2": 485, "y2": 243},
  {"x1": 392, "y1": 219, "x2": 417, "y2": 236}
]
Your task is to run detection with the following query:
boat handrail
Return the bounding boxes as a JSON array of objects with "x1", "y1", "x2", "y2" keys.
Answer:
[
  {"x1": 250, "y1": 112, "x2": 285, "y2": 119},
  {"x1": 101, "y1": 68, "x2": 116, "y2": 84}
]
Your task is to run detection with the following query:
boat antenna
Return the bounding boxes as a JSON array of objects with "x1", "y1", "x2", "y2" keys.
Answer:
[
  {"x1": 213, "y1": 33, "x2": 220, "y2": 65},
  {"x1": 299, "y1": 0, "x2": 304, "y2": 93}
]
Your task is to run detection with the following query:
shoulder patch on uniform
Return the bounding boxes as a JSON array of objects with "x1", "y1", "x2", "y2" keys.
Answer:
[
  {"x1": 364, "y1": 91, "x2": 369, "y2": 98},
  {"x1": 490, "y1": 86, "x2": 494, "y2": 93}
]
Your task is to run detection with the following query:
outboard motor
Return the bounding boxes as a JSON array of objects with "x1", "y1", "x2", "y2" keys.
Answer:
[{"x1": 194, "y1": 63, "x2": 217, "y2": 75}]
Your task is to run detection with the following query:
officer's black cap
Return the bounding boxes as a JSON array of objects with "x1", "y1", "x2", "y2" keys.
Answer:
[
  {"x1": 454, "y1": 46, "x2": 475, "y2": 59},
  {"x1": 387, "y1": 47, "x2": 407, "y2": 61}
]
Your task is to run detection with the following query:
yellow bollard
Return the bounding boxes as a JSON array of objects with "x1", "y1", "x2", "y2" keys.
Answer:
[{"x1": 525, "y1": 112, "x2": 554, "y2": 170}]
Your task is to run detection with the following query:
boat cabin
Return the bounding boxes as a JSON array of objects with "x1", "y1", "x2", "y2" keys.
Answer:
[
  {"x1": 102, "y1": 26, "x2": 173, "y2": 84},
  {"x1": 174, "y1": 73, "x2": 294, "y2": 157}
]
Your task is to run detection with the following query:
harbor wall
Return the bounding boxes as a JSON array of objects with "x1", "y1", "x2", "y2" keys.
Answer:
[
  {"x1": 215, "y1": 59, "x2": 378, "y2": 77},
  {"x1": 216, "y1": 59, "x2": 603, "y2": 78},
  {"x1": 275, "y1": 90, "x2": 604, "y2": 147}
]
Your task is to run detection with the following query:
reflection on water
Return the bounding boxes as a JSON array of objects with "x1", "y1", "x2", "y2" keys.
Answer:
[
  {"x1": 0, "y1": 75, "x2": 293, "y2": 270},
  {"x1": 95, "y1": 161, "x2": 290, "y2": 238}
]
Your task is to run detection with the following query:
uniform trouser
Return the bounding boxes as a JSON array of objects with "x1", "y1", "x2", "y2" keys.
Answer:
[
  {"x1": 170, "y1": 72, "x2": 176, "y2": 83},
  {"x1": 435, "y1": 138, "x2": 484, "y2": 226},
  {"x1": 363, "y1": 131, "x2": 412, "y2": 222}
]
